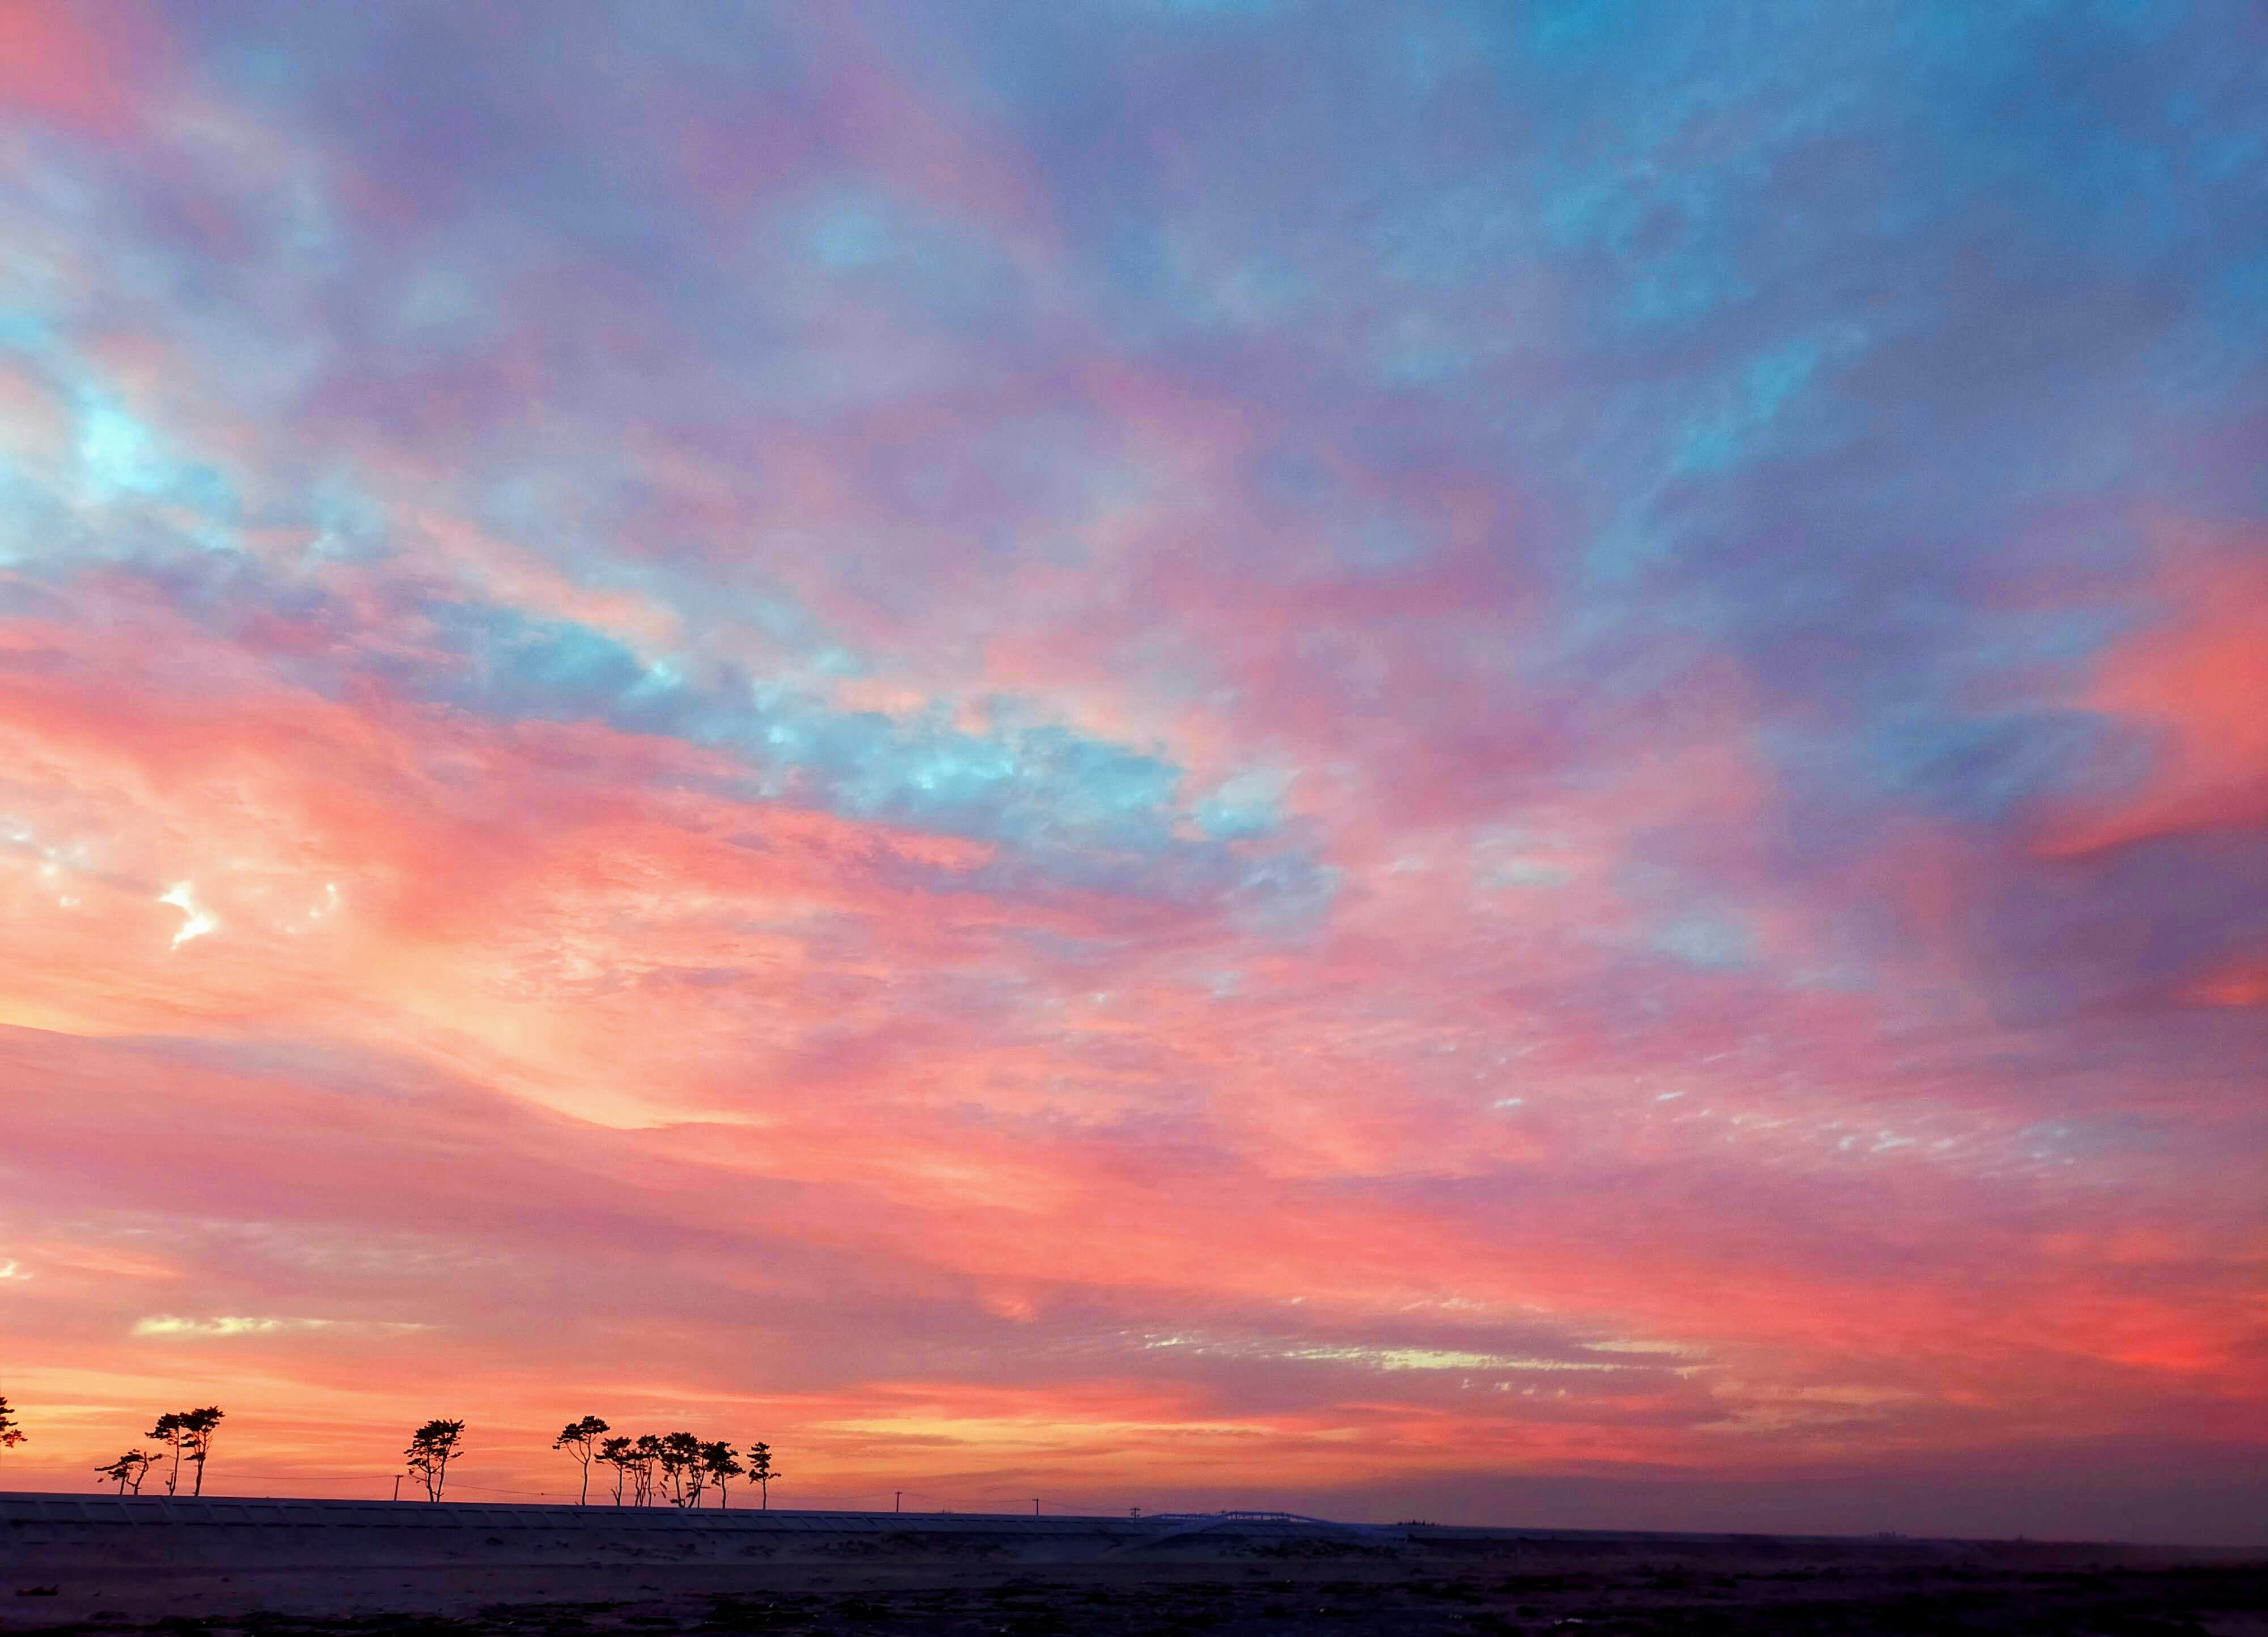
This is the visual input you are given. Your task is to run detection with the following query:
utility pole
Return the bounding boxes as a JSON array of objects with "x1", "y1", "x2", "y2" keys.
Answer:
[
  {"x1": 392, "y1": 1476, "x2": 401, "y2": 1502},
  {"x1": 1032, "y1": 1498, "x2": 1041, "y2": 1516},
  {"x1": 894, "y1": 1490, "x2": 902, "y2": 1513}
]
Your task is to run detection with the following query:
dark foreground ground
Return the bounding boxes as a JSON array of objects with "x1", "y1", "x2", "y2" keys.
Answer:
[
  {"x1": 19, "y1": 1560, "x2": 2268, "y2": 1637},
  {"x1": 5, "y1": 1494, "x2": 2262, "y2": 1636}
]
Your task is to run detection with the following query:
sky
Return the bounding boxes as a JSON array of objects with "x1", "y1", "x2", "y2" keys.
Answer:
[{"x1": 0, "y1": 0, "x2": 2263, "y2": 1543}]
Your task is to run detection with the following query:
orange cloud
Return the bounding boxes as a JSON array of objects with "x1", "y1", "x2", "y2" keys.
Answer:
[{"x1": 2044, "y1": 528, "x2": 2268, "y2": 857}]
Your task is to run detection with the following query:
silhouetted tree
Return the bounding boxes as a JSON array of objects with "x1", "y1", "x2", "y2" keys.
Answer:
[
  {"x1": 700, "y1": 1440, "x2": 743, "y2": 1509},
  {"x1": 745, "y1": 1441, "x2": 775, "y2": 1510},
  {"x1": 552, "y1": 1415, "x2": 610, "y2": 1505},
  {"x1": 630, "y1": 1434, "x2": 663, "y2": 1506},
  {"x1": 96, "y1": 1451, "x2": 155, "y2": 1495},
  {"x1": 147, "y1": 1413, "x2": 187, "y2": 1495},
  {"x1": 596, "y1": 1435, "x2": 633, "y2": 1505},
  {"x1": 405, "y1": 1418, "x2": 465, "y2": 1502},
  {"x1": 660, "y1": 1431, "x2": 708, "y2": 1508},
  {"x1": 0, "y1": 1396, "x2": 24, "y2": 1465},
  {"x1": 180, "y1": 1407, "x2": 224, "y2": 1496}
]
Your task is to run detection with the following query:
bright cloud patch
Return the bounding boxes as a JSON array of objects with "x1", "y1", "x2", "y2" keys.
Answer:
[
  {"x1": 131, "y1": 1317, "x2": 427, "y2": 1339},
  {"x1": 158, "y1": 883, "x2": 216, "y2": 948}
]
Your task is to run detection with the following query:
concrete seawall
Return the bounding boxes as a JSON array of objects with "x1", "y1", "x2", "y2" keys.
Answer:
[
  {"x1": 3, "y1": 1490, "x2": 1390, "y2": 1572},
  {"x1": 2, "y1": 1492, "x2": 1410, "y2": 1614},
  {"x1": 1, "y1": 1490, "x2": 2225, "y2": 1623}
]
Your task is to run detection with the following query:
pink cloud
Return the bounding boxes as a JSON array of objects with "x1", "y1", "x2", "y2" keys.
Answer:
[
  {"x1": 2043, "y1": 525, "x2": 2268, "y2": 857},
  {"x1": 0, "y1": 0, "x2": 161, "y2": 139}
]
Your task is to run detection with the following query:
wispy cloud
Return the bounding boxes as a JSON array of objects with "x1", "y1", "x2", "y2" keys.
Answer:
[{"x1": 131, "y1": 1317, "x2": 429, "y2": 1339}]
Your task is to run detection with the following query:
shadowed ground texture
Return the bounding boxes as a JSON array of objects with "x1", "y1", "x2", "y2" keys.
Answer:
[{"x1": 2, "y1": 1498, "x2": 2263, "y2": 1635}]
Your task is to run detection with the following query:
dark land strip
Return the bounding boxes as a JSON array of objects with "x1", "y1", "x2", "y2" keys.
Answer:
[{"x1": 4, "y1": 1493, "x2": 2260, "y2": 1635}]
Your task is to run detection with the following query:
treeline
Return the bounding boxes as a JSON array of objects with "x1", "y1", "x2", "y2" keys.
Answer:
[
  {"x1": 93, "y1": 1407, "x2": 226, "y2": 1496},
  {"x1": 0, "y1": 1394, "x2": 226, "y2": 1498},
  {"x1": 0, "y1": 1395, "x2": 779, "y2": 1509},
  {"x1": 553, "y1": 1417, "x2": 778, "y2": 1509}
]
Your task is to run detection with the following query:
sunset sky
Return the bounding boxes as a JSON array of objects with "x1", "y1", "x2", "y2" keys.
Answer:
[{"x1": 1, "y1": 1, "x2": 2263, "y2": 1542}]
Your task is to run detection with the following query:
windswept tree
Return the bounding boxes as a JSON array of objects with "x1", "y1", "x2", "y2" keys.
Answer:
[
  {"x1": 0, "y1": 1396, "x2": 25, "y2": 1466},
  {"x1": 596, "y1": 1436, "x2": 634, "y2": 1505},
  {"x1": 659, "y1": 1431, "x2": 707, "y2": 1508},
  {"x1": 630, "y1": 1434, "x2": 663, "y2": 1507},
  {"x1": 405, "y1": 1418, "x2": 465, "y2": 1502},
  {"x1": 180, "y1": 1406, "x2": 224, "y2": 1496},
  {"x1": 147, "y1": 1413, "x2": 187, "y2": 1495},
  {"x1": 95, "y1": 1450, "x2": 155, "y2": 1495},
  {"x1": 552, "y1": 1415, "x2": 610, "y2": 1505},
  {"x1": 700, "y1": 1440, "x2": 743, "y2": 1509},
  {"x1": 745, "y1": 1441, "x2": 776, "y2": 1511}
]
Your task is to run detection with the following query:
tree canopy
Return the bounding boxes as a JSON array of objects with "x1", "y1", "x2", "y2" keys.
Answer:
[{"x1": 405, "y1": 1418, "x2": 466, "y2": 1502}]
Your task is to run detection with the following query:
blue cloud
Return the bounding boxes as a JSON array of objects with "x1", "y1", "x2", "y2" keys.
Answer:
[{"x1": 392, "y1": 602, "x2": 1321, "y2": 913}]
